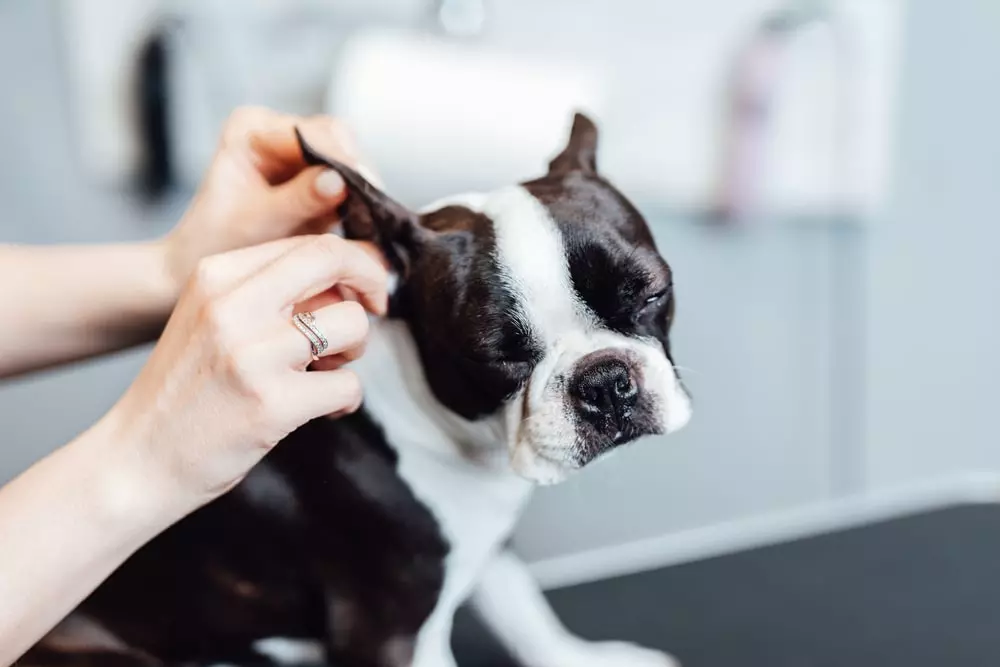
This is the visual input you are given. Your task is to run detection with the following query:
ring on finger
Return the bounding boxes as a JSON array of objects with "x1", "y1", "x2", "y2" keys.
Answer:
[{"x1": 291, "y1": 311, "x2": 329, "y2": 360}]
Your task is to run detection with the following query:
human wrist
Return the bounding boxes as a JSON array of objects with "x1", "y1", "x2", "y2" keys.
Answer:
[
  {"x1": 77, "y1": 408, "x2": 201, "y2": 541},
  {"x1": 146, "y1": 236, "x2": 186, "y2": 311}
]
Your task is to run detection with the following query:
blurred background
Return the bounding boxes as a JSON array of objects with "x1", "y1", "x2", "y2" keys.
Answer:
[{"x1": 2, "y1": 0, "x2": 998, "y2": 618}]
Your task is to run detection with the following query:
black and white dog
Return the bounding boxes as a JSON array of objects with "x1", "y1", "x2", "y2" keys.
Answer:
[{"x1": 27, "y1": 113, "x2": 692, "y2": 667}]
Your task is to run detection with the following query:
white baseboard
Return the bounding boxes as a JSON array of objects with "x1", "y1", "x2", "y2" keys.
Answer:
[{"x1": 529, "y1": 473, "x2": 1000, "y2": 591}]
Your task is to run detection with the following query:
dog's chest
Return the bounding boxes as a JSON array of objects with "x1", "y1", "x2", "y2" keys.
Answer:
[
  {"x1": 355, "y1": 319, "x2": 534, "y2": 602},
  {"x1": 386, "y1": 432, "x2": 532, "y2": 665},
  {"x1": 396, "y1": 442, "x2": 532, "y2": 588}
]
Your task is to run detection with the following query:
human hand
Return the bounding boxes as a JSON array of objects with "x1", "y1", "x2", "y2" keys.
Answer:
[
  {"x1": 103, "y1": 234, "x2": 388, "y2": 508},
  {"x1": 161, "y1": 106, "x2": 378, "y2": 293}
]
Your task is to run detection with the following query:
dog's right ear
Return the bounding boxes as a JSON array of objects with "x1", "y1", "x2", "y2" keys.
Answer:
[{"x1": 296, "y1": 128, "x2": 427, "y2": 277}]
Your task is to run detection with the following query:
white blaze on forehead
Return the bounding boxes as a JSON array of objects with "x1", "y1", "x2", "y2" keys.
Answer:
[{"x1": 479, "y1": 186, "x2": 593, "y2": 344}]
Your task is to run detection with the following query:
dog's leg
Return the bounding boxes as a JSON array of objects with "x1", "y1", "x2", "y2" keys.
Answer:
[
  {"x1": 323, "y1": 601, "x2": 456, "y2": 667},
  {"x1": 471, "y1": 550, "x2": 678, "y2": 667},
  {"x1": 411, "y1": 631, "x2": 458, "y2": 667},
  {"x1": 410, "y1": 604, "x2": 458, "y2": 667}
]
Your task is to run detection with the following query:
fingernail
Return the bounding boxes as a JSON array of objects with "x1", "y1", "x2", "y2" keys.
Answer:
[{"x1": 315, "y1": 169, "x2": 345, "y2": 198}]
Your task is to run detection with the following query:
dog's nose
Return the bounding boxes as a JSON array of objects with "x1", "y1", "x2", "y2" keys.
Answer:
[{"x1": 569, "y1": 354, "x2": 638, "y2": 441}]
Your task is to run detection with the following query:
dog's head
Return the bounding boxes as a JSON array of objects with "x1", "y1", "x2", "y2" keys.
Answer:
[{"x1": 298, "y1": 113, "x2": 691, "y2": 484}]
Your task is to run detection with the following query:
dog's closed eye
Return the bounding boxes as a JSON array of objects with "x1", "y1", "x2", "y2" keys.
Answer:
[
  {"x1": 632, "y1": 284, "x2": 673, "y2": 322},
  {"x1": 461, "y1": 351, "x2": 535, "y2": 369},
  {"x1": 642, "y1": 286, "x2": 671, "y2": 307}
]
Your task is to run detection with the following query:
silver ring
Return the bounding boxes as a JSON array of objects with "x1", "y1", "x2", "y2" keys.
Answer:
[{"x1": 292, "y1": 311, "x2": 329, "y2": 359}]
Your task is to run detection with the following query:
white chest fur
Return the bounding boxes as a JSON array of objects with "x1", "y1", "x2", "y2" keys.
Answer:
[{"x1": 350, "y1": 320, "x2": 535, "y2": 639}]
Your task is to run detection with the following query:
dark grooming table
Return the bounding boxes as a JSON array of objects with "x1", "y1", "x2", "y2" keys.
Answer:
[{"x1": 452, "y1": 504, "x2": 1000, "y2": 667}]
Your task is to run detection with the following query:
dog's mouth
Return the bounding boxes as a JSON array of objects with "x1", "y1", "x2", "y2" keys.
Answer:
[
  {"x1": 508, "y1": 423, "x2": 647, "y2": 485},
  {"x1": 506, "y1": 388, "x2": 680, "y2": 485},
  {"x1": 574, "y1": 421, "x2": 649, "y2": 466},
  {"x1": 510, "y1": 440, "x2": 579, "y2": 485},
  {"x1": 506, "y1": 391, "x2": 579, "y2": 485}
]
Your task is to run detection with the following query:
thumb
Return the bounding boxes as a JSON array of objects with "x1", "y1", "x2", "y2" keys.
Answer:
[{"x1": 267, "y1": 166, "x2": 347, "y2": 225}]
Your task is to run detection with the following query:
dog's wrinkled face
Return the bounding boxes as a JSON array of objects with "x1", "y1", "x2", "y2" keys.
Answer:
[{"x1": 298, "y1": 114, "x2": 691, "y2": 484}]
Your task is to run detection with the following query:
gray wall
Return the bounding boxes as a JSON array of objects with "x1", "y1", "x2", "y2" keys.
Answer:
[
  {"x1": 864, "y1": 0, "x2": 1000, "y2": 488},
  {"x1": 0, "y1": 1, "x2": 170, "y2": 484}
]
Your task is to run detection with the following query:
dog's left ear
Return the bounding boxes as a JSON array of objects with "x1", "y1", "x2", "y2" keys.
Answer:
[
  {"x1": 547, "y1": 112, "x2": 599, "y2": 176},
  {"x1": 295, "y1": 128, "x2": 429, "y2": 277}
]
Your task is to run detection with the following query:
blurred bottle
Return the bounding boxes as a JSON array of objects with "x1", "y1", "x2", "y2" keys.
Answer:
[{"x1": 712, "y1": 3, "x2": 834, "y2": 223}]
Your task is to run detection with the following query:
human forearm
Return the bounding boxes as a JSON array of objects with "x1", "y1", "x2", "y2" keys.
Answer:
[
  {"x1": 0, "y1": 233, "x2": 384, "y2": 665},
  {"x1": 0, "y1": 111, "x2": 374, "y2": 665},
  {"x1": 0, "y1": 113, "x2": 362, "y2": 380},
  {"x1": 0, "y1": 413, "x2": 192, "y2": 666},
  {"x1": 0, "y1": 241, "x2": 178, "y2": 378}
]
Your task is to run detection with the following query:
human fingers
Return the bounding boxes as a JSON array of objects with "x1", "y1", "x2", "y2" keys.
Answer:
[
  {"x1": 218, "y1": 106, "x2": 301, "y2": 183},
  {"x1": 238, "y1": 235, "x2": 389, "y2": 316},
  {"x1": 309, "y1": 340, "x2": 367, "y2": 372},
  {"x1": 248, "y1": 115, "x2": 360, "y2": 184},
  {"x1": 294, "y1": 118, "x2": 386, "y2": 187},
  {"x1": 283, "y1": 368, "x2": 364, "y2": 424},
  {"x1": 262, "y1": 165, "x2": 348, "y2": 227},
  {"x1": 187, "y1": 236, "x2": 312, "y2": 297},
  {"x1": 276, "y1": 300, "x2": 370, "y2": 369}
]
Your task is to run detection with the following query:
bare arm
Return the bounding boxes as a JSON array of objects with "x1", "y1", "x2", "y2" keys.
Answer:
[
  {"x1": 0, "y1": 242, "x2": 177, "y2": 378},
  {"x1": 0, "y1": 108, "x2": 386, "y2": 665},
  {"x1": 0, "y1": 106, "x2": 367, "y2": 380},
  {"x1": 0, "y1": 235, "x2": 387, "y2": 665},
  {"x1": 0, "y1": 412, "x2": 183, "y2": 663}
]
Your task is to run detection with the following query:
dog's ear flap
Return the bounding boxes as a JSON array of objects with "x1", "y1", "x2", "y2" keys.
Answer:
[
  {"x1": 547, "y1": 112, "x2": 599, "y2": 176},
  {"x1": 296, "y1": 128, "x2": 426, "y2": 276}
]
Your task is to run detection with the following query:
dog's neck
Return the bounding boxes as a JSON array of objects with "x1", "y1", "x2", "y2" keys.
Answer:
[{"x1": 350, "y1": 317, "x2": 511, "y2": 467}]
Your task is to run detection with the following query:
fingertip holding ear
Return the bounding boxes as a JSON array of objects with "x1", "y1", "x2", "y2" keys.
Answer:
[
  {"x1": 268, "y1": 165, "x2": 346, "y2": 222},
  {"x1": 296, "y1": 127, "x2": 331, "y2": 169},
  {"x1": 294, "y1": 127, "x2": 427, "y2": 278},
  {"x1": 315, "y1": 169, "x2": 346, "y2": 199}
]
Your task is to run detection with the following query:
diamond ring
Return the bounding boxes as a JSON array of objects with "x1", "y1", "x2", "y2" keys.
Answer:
[{"x1": 292, "y1": 311, "x2": 329, "y2": 360}]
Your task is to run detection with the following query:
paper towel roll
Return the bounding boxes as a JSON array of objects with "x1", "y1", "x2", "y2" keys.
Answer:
[{"x1": 326, "y1": 29, "x2": 608, "y2": 206}]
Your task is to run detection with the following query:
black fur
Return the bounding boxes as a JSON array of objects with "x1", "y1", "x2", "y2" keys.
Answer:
[
  {"x1": 27, "y1": 414, "x2": 448, "y2": 667},
  {"x1": 399, "y1": 204, "x2": 540, "y2": 421}
]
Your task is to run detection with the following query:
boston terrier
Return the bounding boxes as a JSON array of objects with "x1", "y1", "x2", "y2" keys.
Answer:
[{"x1": 25, "y1": 113, "x2": 692, "y2": 667}]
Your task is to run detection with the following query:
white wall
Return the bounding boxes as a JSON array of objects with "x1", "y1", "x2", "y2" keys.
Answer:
[
  {"x1": 864, "y1": 0, "x2": 1000, "y2": 488},
  {"x1": 155, "y1": 0, "x2": 902, "y2": 216}
]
